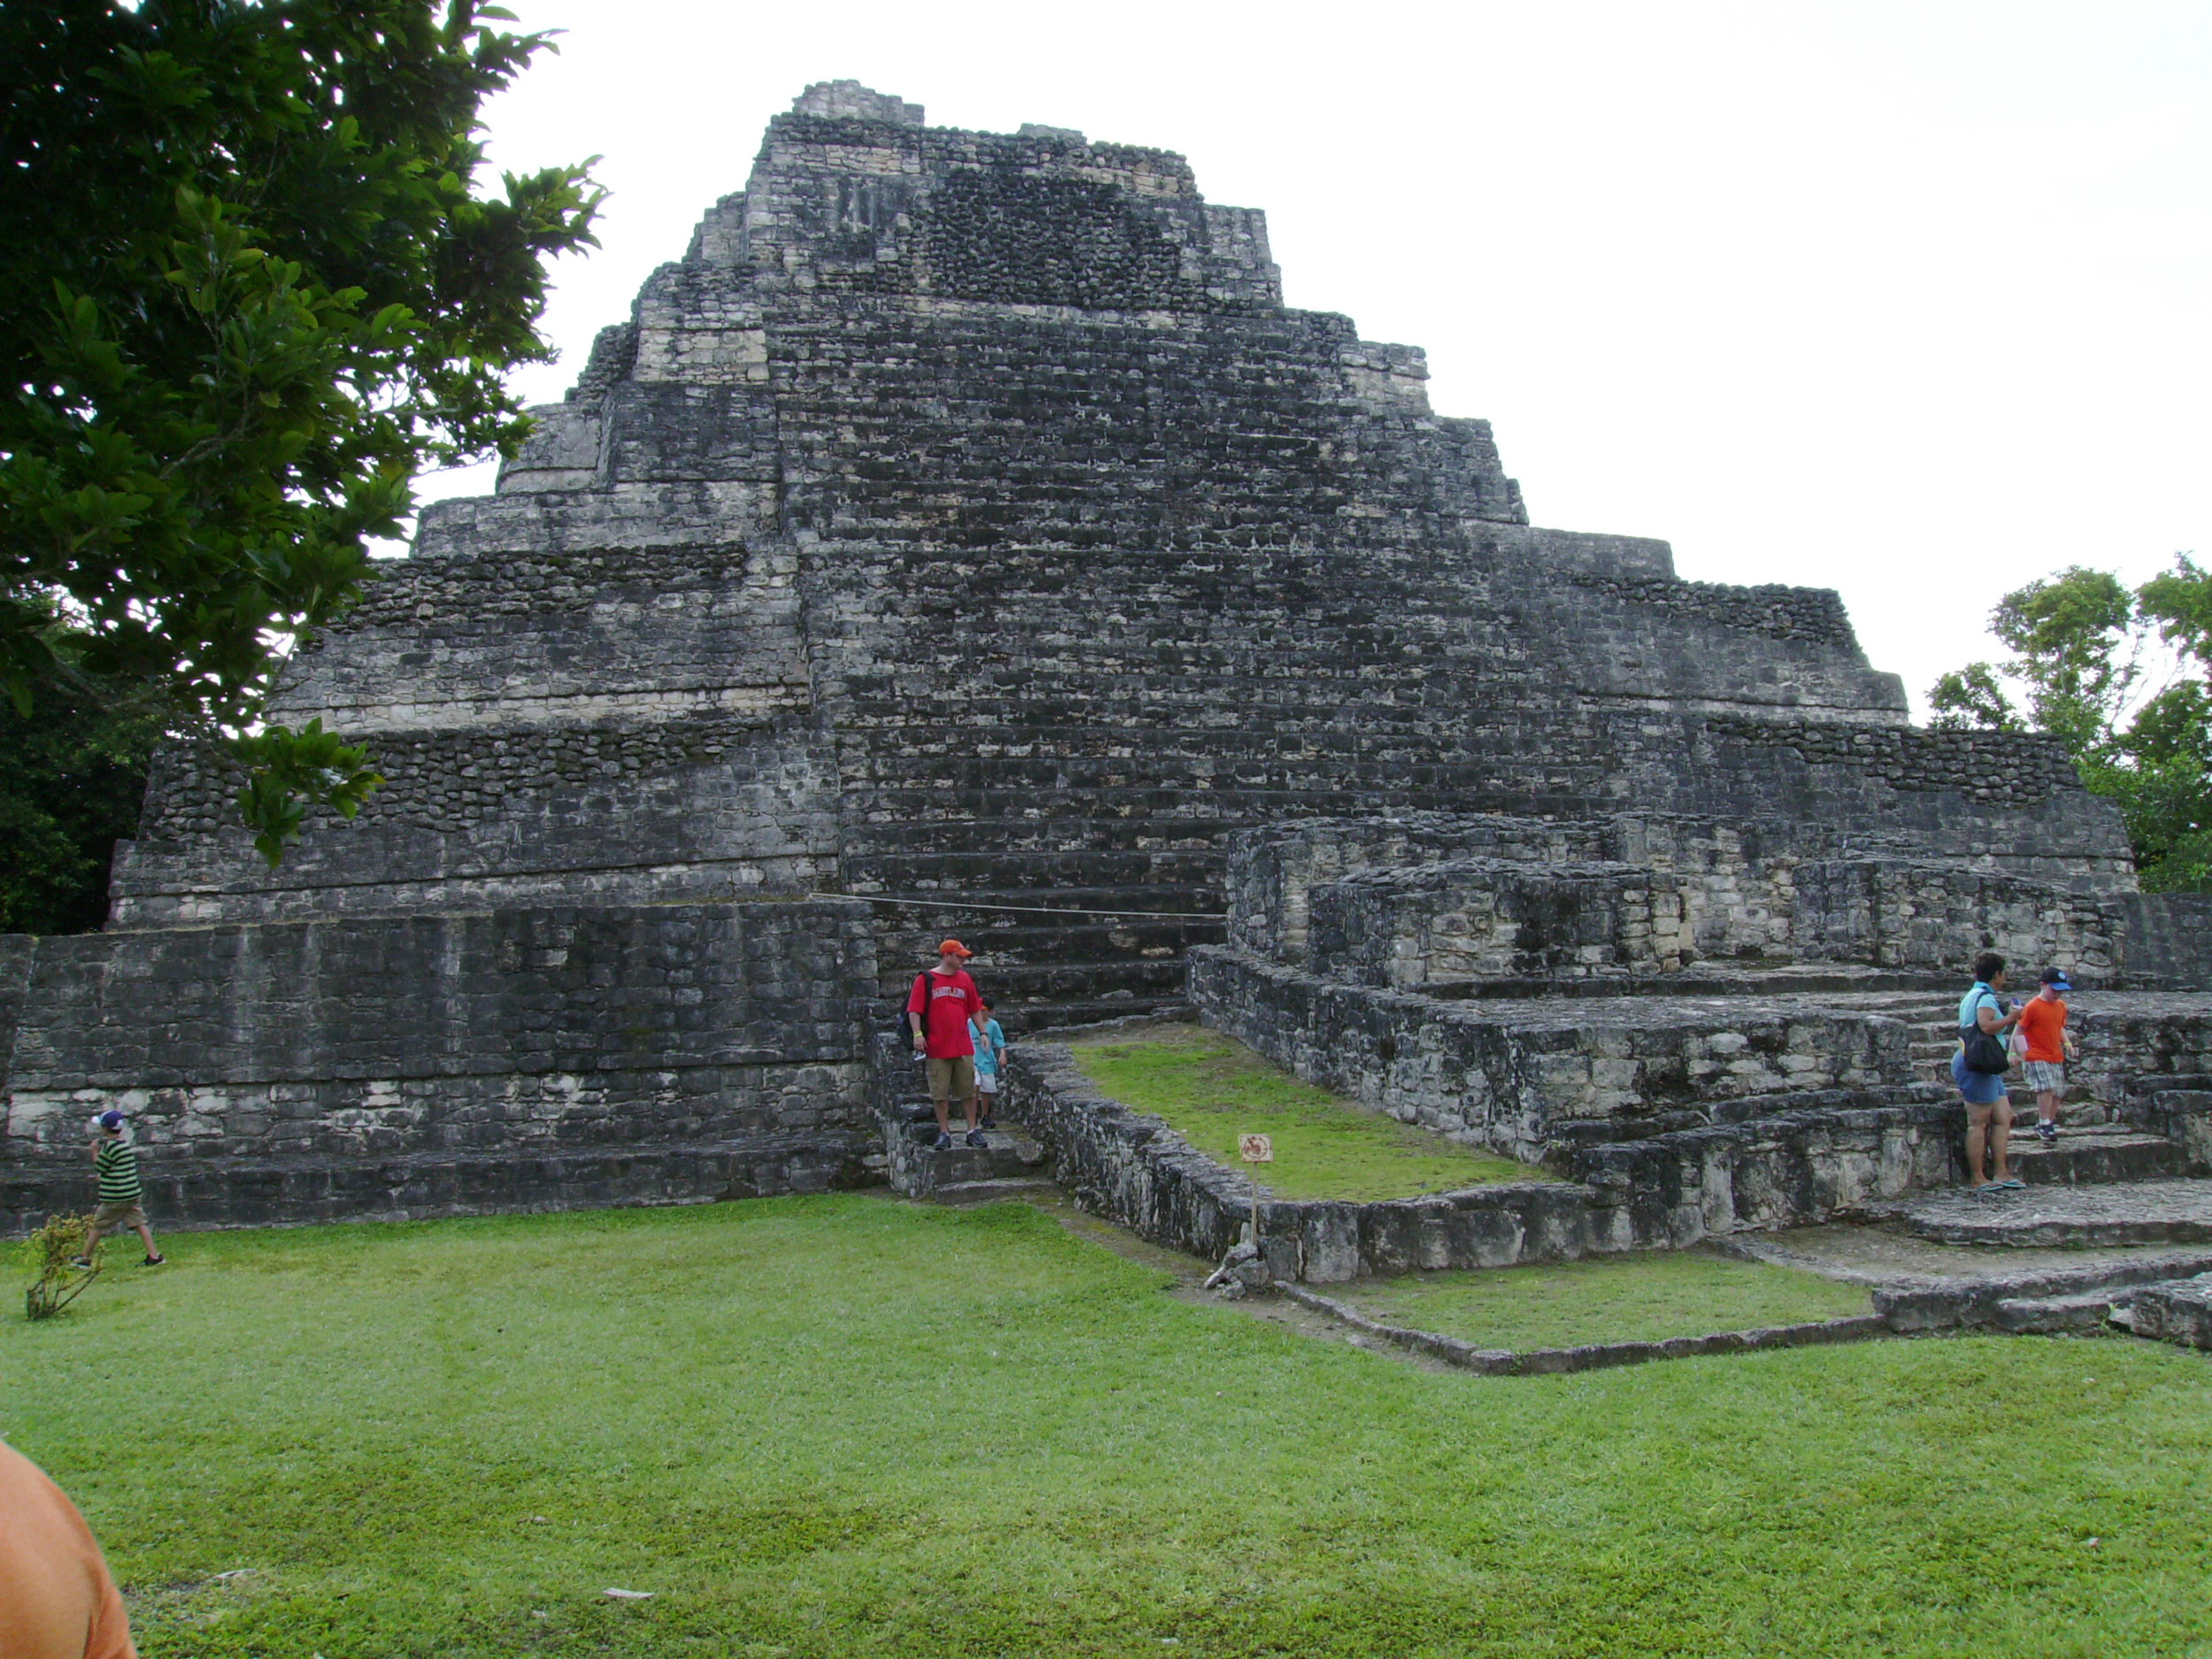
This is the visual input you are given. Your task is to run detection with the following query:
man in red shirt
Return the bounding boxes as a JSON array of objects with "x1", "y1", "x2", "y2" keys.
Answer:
[{"x1": 906, "y1": 939, "x2": 987, "y2": 1150}]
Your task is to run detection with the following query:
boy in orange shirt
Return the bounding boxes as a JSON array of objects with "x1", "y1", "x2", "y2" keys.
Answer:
[{"x1": 2017, "y1": 967, "x2": 2077, "y2": 1143}]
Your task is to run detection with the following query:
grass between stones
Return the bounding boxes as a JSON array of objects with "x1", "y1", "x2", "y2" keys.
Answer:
[
  {"x1": 1065, "y1": 1024, "x2": 1542, "y2": 1200},
  {"x1": 1328, "y1": 1248, "x2": 1876, "y2": 1351},
  {"x1": 6, "y1": 1199, "x2": 2212, "y2": 1657}
]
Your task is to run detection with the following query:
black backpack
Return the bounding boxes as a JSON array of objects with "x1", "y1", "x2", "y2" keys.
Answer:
[{"x1": 1959, "y1": 990, "x2": 2010, "y2": 1074}]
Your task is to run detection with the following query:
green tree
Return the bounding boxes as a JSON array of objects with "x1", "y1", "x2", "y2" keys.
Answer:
[
  {"x1": 0, "y1": 0, "x2": 601, "y2": 866},
  {"x1": 0, "y1": 680, "x2": 166, "y2": 936},
  {"x1": 1932, "y1": 556, "x2": 2212, "y2": 891}
]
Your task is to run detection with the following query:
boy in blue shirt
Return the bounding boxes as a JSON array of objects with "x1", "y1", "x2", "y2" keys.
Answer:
[{"x1": 970, "y1": 1002, "x2": 1008, "y2": 1130}]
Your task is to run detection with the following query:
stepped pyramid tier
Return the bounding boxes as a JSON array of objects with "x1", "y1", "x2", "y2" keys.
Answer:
[{"x1": 3, "y1": 84, "x2": 2188, "y2": 1232}]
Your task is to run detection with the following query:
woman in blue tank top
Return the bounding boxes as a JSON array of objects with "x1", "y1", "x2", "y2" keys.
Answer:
[{"x1": 1955, "y1": 951, "x2": 2024, "y2": 1189}]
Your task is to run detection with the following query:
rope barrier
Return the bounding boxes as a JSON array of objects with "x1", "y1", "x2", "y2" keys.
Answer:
[{"x1": 807, "y1": 891, "x2": 1225, "y2": 921}]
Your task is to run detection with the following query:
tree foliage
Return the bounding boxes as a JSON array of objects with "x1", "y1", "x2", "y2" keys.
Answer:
[
  {"x1": 0, "y1": 649, "x2": 167, "y2": 935},
  {"x1": 1932, "y1": 556, "x2": 2212, "y2": 891},
  {"x1": 0, "y1": 0, "x2": 600, "y2": 864}
]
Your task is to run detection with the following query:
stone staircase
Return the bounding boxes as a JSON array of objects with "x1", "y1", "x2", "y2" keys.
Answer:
[
  {"x1": 1903, "y1": 1018, "x2": 2115, "y2": 1120},
  {"x1": 1869, "y1": 1248, "x2": 2212, "y2": 1340},
  {"x1": 1903, "y1": 1177, "x2": 2212, "y2": 1249},
  {"x1": 869, "y1": 1033, "x2": 1057, "y2": 1204},
  {"x1": 2003, "y1": 1127, "x2": 2185, "y2": 1186},
  {"x1": 1893, "y1": 1001, "x2": 2212, "y2": 1259}
]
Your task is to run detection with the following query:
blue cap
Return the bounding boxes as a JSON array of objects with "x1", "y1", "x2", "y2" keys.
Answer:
[
  {"x1": 96, "y1": 1110, "x2": 127, "y2": 1132},
  {"x1": 2039, "y1": 968, "x2": 2072, "y2": 992}
]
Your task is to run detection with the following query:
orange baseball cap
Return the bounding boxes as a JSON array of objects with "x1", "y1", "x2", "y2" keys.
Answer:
[{"x1": 937, "y1": 939, "x2": 973, "y2": 957}]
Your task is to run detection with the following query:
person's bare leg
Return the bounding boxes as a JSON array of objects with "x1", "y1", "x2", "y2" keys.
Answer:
[
  {"x1": 1989, "y1": 1101, "x2": 2015, "y2": 1181},
  {"x1": 79, "y1": 1220, "x2": 103, "y2": 1262},
  {"x1": 933, "y1": 1096, "x2": 952, "y2": 1136},
  {"x1": 2038, "y1": 1088, "x2": 2060, "y2": 1127},
  {"x1": 1966, "y1": 1106, "x2": 1990, "y2": 1186},
  {"x1": 134, "y1": 1219, "x2": 158, "y2": 1260},
  {"x1": 963, "y1": 1092, "x2": 979, "y2": 1133}
]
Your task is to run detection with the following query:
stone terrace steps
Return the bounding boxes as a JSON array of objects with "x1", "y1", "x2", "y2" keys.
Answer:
[
  {"x1": 1903, "y1": 1019, "x2": 2115, "y2": 1116},
  {"x1": 1901, "y1": 1178, "x2": 2212, "y2": 1248},
  {"x1": 872, "y1": 1035, "x2": 1059, "y2": 1201},
  {"x1": 2005, "y1": 1128, "x2": 2185, "y2": 1186}
]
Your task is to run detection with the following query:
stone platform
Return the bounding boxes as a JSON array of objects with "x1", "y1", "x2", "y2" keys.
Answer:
[{"x1": 1901, "y1": 1179, "x2": 2212, "y2": 1248}]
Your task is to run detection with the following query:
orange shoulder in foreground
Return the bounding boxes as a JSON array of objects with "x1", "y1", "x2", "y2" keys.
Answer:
[{"x1": 0, "y1": 1440, "x2": 137, "y2": 1659}]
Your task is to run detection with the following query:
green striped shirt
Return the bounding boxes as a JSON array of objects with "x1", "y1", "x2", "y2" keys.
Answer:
[{"x1": 95, "y1": 1139, "x2": 142, "y2": 1202}]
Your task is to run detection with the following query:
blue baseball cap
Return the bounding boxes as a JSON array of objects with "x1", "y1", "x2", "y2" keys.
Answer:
[
  {"x1": 96, "y1": 1110, "x2": 127, "y2": 1131},
  {"x1": 2039, "y1": 968, "x2": 2072, "y2": 992}
]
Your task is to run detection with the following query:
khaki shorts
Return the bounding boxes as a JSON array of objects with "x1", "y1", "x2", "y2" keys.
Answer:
[
  {"x1": 926, "y1": 1056, "x2": 977, "y2": 1102},
  {"x1": 93, "y1": 1199, "x2": 147, "y2": 1230}
]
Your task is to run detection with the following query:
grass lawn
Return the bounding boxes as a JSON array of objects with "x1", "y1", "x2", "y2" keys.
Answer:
[
  {"x1": 1329, "y1": 1248, "x2": 1875, "y2": 1352},
  {"x1": 6, "y1": 1200, "x2": 2211, "y2": 1658},
  {"x1": 1066, "y1": 1024, "x2": 1540, "y2": 1200}
]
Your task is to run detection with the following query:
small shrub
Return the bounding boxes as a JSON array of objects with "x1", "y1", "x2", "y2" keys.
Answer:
[{"x1": 23, "y1": 1212, "x2": 101, "y2": 1320}]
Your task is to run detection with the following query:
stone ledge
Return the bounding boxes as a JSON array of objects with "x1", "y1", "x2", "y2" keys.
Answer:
[
  {"x1": 1871, "y1": 1248, "x2": 2212, "y2": 1330},
  {"x1": 2129, "y1": 1274, "x2": 2212, "y2": 1348},
  {"x1": 0, "y1": 1134, "x2": 878, "y2": 1235},
  {"x1": 1278, "y1": 1283, "x2": 1894, "y2": 1376}
]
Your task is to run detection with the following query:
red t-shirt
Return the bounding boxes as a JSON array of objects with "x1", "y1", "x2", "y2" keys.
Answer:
[
  {"x1": 907, "y1": 969, "x2": 982, "y2": 1058},
  {"x1": 2016, "y1": 995, "x2": 2068, "y2": 1064}
]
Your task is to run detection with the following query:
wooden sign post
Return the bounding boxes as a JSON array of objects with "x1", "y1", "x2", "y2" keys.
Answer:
[{"x1": 1238, "y1": 1133, "x2": 1272, "y2": 1248}]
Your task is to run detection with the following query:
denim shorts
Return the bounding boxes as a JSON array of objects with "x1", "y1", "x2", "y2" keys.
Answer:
[{"x1": 1952, "y1": 1050, "x2": 2008, "y2": 1107}]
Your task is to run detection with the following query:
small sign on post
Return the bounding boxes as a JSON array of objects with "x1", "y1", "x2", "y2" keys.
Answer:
[{"x1": 1239, "y1": 1133, "x2": 1272, "y2": 1248}]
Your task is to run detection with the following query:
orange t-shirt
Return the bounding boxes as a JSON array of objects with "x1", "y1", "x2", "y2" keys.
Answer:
[
  {"x1": 2016, "y1": 995, "x2": 2069, "y2": 1064},
  {"x1": 0, "y1": 1440, "x2": 136, "y2": 1659}
]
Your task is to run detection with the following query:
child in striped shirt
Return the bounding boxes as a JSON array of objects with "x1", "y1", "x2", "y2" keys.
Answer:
[{"x1": 81, "y1": 1110, "x2": 163, "y2": 1267}]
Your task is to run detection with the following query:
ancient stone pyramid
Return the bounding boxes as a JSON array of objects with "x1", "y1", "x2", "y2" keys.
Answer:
[
  {"x1": 111, "y1": 81, "x2": 2129, "y2": 1015},
  {"x1": 0, "y1": 84, "x2": 2148, "y2": 1229}
]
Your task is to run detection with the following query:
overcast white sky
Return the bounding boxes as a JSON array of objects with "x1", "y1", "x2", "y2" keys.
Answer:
[{"x1": 422, "y1": 0, "x2": 2211, "y2": 717}]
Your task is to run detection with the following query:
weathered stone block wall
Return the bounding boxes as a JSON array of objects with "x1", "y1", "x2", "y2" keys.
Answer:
[
  {"x1": 1188, "y1": 947, "x2": 1915, "y2": 1163},
  {"x1": 1792, "y1": 859, "x2": 2126, "y2": 984},
  {"x1": 2120, "y1": 894, "x2": 2212, "y2": 989},
  {"x1": 1226, "y1": 815, "x2": 1608, "y2": 963},
  {"x1": 1234, "y1": 813, "x2": 1902, "y2": 973},
  {"x1": 0, "y1": 900, "x2": 878, "y2": 1232},
  {"x1": 1571, "y1": 1100, "x2": 1961, "y2": 1244},
  {"x1": 1309, "y1": 858, "x2": 1693, "y2": 988},
  {"x1": 1233, "y1": 814, "x2": 2159, "y2": 999},
  {"x1": 0, "y1": 935, "x2": 32, "y2": 1094},
  {"x1": 2068, "y1": 995, "x2": 2212, "y2": 1167},
  {"x1": 110, "y1": 530, "x2": 835, "y2": 927}
]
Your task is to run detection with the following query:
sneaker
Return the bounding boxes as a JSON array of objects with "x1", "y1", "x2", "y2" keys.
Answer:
[
  {"x1": 142, "y1": 1254, "x2": 165, "y2": 1267},
  {"x1": 932, "y1": 1132, "x2": 953, "y2": 1152},
  {"x1": 965, "y1": 1129, "x2": 987, "y2": 1148},
  {"x1": 2036, "y1": 1120, "x2": 2058, "y2": 1143},
  {"x1": 979, "y1": 1114, "x2": 997, "y2": 1130},
  {"x1": 68, "y1": 1257, "x2": 93, "y2": 1270}
]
